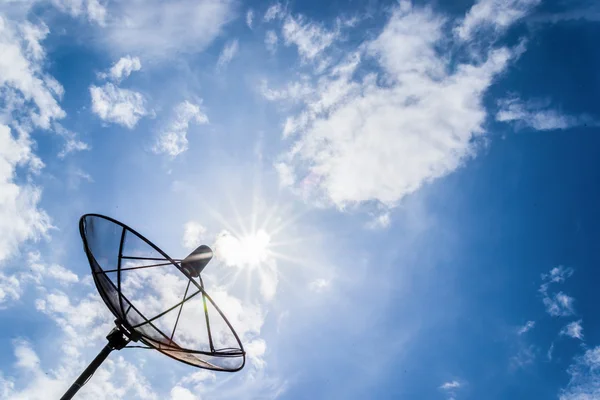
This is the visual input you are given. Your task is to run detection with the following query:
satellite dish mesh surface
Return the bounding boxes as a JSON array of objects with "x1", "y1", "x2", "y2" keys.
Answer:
[{"x1": 80, "y1": 214, "x2": 245, "y2": 372}]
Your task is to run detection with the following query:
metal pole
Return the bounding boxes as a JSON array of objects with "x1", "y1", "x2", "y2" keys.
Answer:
[{"x1": 60, "y1": 327, "x2": 129, "y2": 400}]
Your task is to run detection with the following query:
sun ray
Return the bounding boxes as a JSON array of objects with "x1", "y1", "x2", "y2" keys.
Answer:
[
  {"x1": 267, "y1": 232, "x2": 336, "y2": 249},
  {"x1": 259, "y1": 200, "x2": 283, "y2": 232},
  {"x1": 251, "y1": 165, "x2": 262, "y2": 234},
  {"x1": 244, "y1": 264, "x2": 254, "y2": 304},
  {"x1": 267, "y1": 208, "x2": 310, "y2": 237},
  {"x1": 266, "y1": 251, "x2": 325, "y2": 278},
  {"x1": 206, "y1": 205, "x2": 244, "y2": 238},
  {"x1": 226, "y1": 192, "x2": 249, "y2": 237}
]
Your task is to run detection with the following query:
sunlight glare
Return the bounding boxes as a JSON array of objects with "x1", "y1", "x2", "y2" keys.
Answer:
[{"x1": 216, "y1": 229, "x2": 272, "y2": 268}]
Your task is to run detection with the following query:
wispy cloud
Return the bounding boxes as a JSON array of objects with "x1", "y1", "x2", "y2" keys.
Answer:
[
  {"x1": 282, "y1": 14, "x2": 339, "y2": 62},
  {"x1": 366, "y1": 212, "x2": 391, "y2": 230},
  {"x1": 308, "y1": 278, "x2": 330, "y2": 293},
  {"x1": 532, "y1": 3, "x2": 600, "y2": 24},
  {"x1": 540, "y1": 266, "x2": 576, "y2": 317},
  {"x1": 153, "y1": 101, "x2": 208, "y2": 156},
  {"x1": 246, "y1": 9, "x2": 254, "y2": 29},
  {"x1": 561, "y1": 320, "x2": 584, "y2": 340},
  {"x1": 102, "y1": 0, "x2": 235, "y2": 59},
  {"x1": 440, "y1": 379, "x2": 462, "y2": 400},
  {"x1": 455, "y1": 0, "x2": 541, "y2": 41},
  {"x1": 216, "y1": 39, "x2": 239, "y2": 70},
  {"x1": 440, "y1": 380, "x2": 461, "y2": 390},
  {"x1": 0, "y1": 272, "x2": 21, "y2": 307},
  {"x1": 544, "y1": 292, "x2": 576, "y2": 317},
  {"x1": 517, "y1": 320, "x2": 535, "y2": 335},
  {"x1": 0, "y1": 16, "x2": 60, "y2": 265},
  {"x1": 497, "y1": 97, "x2": 596, "y2": 131},
  {"x1": 54, "y1": 123, "x2": 89, "y2": 158},
  {"x1": 511, "y1": 345, "x2": 536, "y2": 369},
  {"x1": 548, "y1": 343, "x2": 555, "y2": 361},
  {"x1": 544, "y1": 266, "x2": 575, "y2": 284},
  {"x1": 264, "y1": 3, "x2": 285, "y2": 22},
  {"x1": 182, "y1": 221, "x2": 207, "y2": 249},
  {"x1": 560, "y1": 346, "x2": 600, "y2": 399},
  {"x1": 265, "y1": 30, "x2": 278, "y2": 53},
  {"x1": 50, "y1": 0, "x2": 107, "y2": 26},
  {"x1": 0, "y1": 252, "x2": 80, "y2": 308},
  {"x1": 98, "y1": 55, "x2": 142, "y2": 82}
]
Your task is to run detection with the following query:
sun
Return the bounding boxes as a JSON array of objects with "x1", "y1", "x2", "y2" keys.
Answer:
[
  {"x1": 238, "y1": 230, "x2": 271, "y2": 266},
  {"x1": 215, "y1": 229, "x2": 272, "y2": 269}
]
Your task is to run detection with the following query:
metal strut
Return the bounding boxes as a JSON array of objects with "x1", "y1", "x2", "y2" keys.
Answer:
[{"x1": 60, "y1": 326, "x2": 130, "y2": 400}]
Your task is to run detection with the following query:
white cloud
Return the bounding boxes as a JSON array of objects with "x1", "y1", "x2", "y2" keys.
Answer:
[
  {"x1": 265, "y1": 30, "x2": 278, "y2": 53},
  {"x1": 539, "y1": 267, "x2": 576, "y2": 317},
  {"x1": 58, "y1": 137, "x2": 89, "y2": 158},
  {"x1": 216, "y1": 39, "x2": 239, "y2": 70},
  {"x1": 153, "y1": 101, "x2": 208, "y2": 157},
  {"x1": 455, "y1": 0, "x2": 541, "y2": 41},
  {"x1": 308, "y1": 278, "x2": 330, "y2": 292},
  {"x1": 511, "y1": 345, "x2": 536, "y2": 369},
  {"x1": 35, "y1": 291, "x2": 112, "y2": 345},
  {"x1": 533, "y1": 4, "x2": 600, "y2": 24},
  {"x1": 44, "y1": 264, "x2": 79, "y2": 284},
  {"x1": 0, "y1": 16, "x2": 65, "y2": 130},
  {"x1": 246, "y1": 338, "x2": 267, "y2": 369},
  {"x1": 260, "y1": 79, "x2": 313, "y2": 104},
  {"x1": 99, "y1": 56, "x2": 142, "y2": 82},
  {"x1": 258, "y1": 262, "x2": 278, "y2": 301},
  {"x1": 544, "y1": 292, "x2": 575, "y2": 317},
  {"x1": 50, "y1": 0, "x2": 107, "y2": 26},
  {"x1": 264, "y1": 3, "x2": 285, "y2": 22},
  {"x1": 169, "y1": 386, "x2": 199, "y2": 400},
  {"x1": 517, "y1": 320, "x2": 535, "y2": 335},
  {"x1": 497, "y1": 97, "x2": 596, "y2": 131},
  {"x1": 1, "y1": 342, "x2": 158, "y2": 400},
  {"x1": 274, "y1": 162, "x2": 295, "y2": 187},
  {"x1": 0, "y1": 272, "x2": 21, "y2": 306},
  {"x1": 103, "y1": 0, "x2": 234, "y2": 59},
  {"x1": 440, "y1": 379, "x2": 462, "y2": 400},
  {"x1": 561, "y1": 320, "x2": 584, "y2": 340},
  {"x1": 13, "y1": 339, "x2": 40, "y2": 370},
  {"x1": 0, "y1": 124, "x2": 52, "y2": 265},
  {"x1": 70, "y1": 168, "x2": 94, "y2": 186},
  {"x1": 25, "y1": 252, "x2": 79, "y2": 286},
  {"x1": 0, "y1": 223, "x2": 277, "y2": 398},
  {"x1": 366, "y1": 212, "x2": 391, "y2": 229},
  {"x1": 54, "y1": 123, "x2": 89, "y2": 158},
  {"x1": 177, "y1": 370, "x2": 215, "y2": 391},
  {"x1": 246, "y1": 9, "x2": 254, "y2": 29},
  {"x1": 182, "y1": 221, "x2": 207, "y2": 249},
  {"x1": 282, "y1": 14, "x2": 339, "y2": 61},
  {"x1": 0, "y1": 252, "x2": 79, "y2": 307},
  {"x1": 545, "y1": 266, "x2": 574, "y2": 284},
  {"x1": 272, "y1": 3, "x2": 524, "y2": 208},
  {"x1": 560, "y1": 346, "x2": 600, "y2": 400},
  {"x1": 548, "y1": 343, "x2": 554, "y2": 361},
  {"x1": 1, "y1": 270, "x2": 158, "y2": 400},
  {"x1": 440, "y1": 380, "x2": 461, "y2": 390},
  {"x1": 90, "y1": 83, "x2": 147, "y2": 129}
]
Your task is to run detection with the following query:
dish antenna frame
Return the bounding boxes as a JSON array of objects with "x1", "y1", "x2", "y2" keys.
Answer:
[{"x1": 60, "y1": 214, "x2": 245, "y2": 400}]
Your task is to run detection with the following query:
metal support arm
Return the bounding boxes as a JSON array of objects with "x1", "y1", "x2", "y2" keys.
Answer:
[{"x1": 60, "y1": 327, "x2": 130, "y2": 400}]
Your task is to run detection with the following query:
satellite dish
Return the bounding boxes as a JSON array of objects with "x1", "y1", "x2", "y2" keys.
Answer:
[{"x1": 60, "y1": 214, "x2": 245, "y2": 400}]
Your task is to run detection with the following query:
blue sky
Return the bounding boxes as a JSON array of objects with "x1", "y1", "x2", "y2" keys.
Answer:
[{"x1": 1, "y1": 0, "x2": 600, "y2": 398}]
